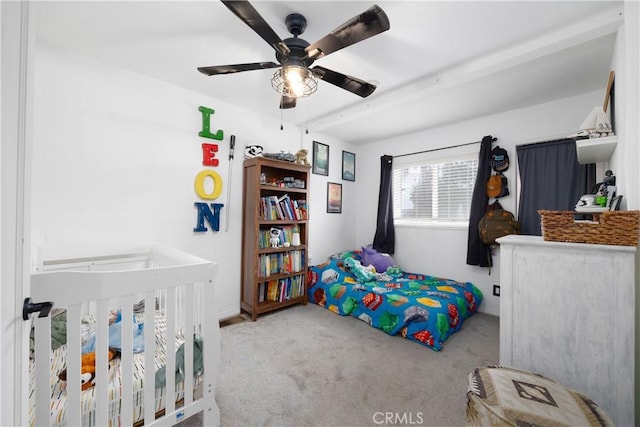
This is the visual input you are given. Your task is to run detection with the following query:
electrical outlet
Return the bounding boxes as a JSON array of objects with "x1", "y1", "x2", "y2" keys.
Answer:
[{"x1": 493, "y1": 285, "x2": 500, "y2": 296}]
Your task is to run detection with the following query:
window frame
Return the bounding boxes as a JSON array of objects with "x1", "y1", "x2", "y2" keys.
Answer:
[{"x1": 392, "y1": 146, "x2": 479, "y2": 228}]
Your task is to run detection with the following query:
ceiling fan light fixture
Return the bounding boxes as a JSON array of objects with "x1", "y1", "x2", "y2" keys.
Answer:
[
  {"x1": 203, "y1": 2, "x2": 390, "y2": 108},
  {"x1": 271, "y1": 64, "x2": 318, "y2": 98}
]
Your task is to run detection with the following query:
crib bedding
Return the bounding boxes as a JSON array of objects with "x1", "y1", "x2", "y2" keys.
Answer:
[
  {"x1": 307, "y1": 258, "x2": 483, "y2": 351},
  {"x1": 29, "y1": 311, "x2": 203, "y2": 427}
]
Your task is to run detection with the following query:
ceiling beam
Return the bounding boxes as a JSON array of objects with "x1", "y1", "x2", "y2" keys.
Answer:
[{"x1": 303, "y1": 6, "x2": 624, "y2": 133}]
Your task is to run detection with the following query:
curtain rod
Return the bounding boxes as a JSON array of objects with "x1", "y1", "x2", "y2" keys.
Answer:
[
  {"x1": 516, "y1": 136, "x2": 575, "y2": 149},
  {"x1": 393, "y1": 140, "x2": 482, "y2": 159}
]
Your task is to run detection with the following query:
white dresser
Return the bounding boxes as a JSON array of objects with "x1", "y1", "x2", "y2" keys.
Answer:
[{"x1": 498, "y1": 235, "x2": 636, "y2": 427}]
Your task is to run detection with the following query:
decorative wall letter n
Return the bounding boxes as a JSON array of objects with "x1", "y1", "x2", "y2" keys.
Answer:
[{"x1": 194, "y1": 202, "x2": 224, "y2": 232}]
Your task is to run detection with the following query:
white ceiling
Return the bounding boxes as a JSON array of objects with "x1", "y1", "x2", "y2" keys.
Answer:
[{"x1": 34, "y1": 0, "x2": 623, "y2": 144}]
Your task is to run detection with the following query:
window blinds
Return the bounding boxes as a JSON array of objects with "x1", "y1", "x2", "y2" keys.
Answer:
[{"x1": 393, "y1": 155, "x2": 478, "y2": 223}]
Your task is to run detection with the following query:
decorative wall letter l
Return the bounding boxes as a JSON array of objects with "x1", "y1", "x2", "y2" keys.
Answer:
[{"x1": 198, "y1": 106, "x2": 224, "y2": 140}]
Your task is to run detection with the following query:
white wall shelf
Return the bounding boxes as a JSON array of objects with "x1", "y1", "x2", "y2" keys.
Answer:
[{"x1": 575, "y1": 135, "x2": 617, "y2": 164}]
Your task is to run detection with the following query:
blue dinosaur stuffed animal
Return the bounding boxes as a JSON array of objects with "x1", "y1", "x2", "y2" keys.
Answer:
[{"x1": 344, "y1": 257, "x2": 376, "y2": 284}]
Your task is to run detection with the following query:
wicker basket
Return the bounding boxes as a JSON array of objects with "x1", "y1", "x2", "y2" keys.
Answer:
[{"x1": 538, "y1": 210, "x2": 640, "y2": 246}]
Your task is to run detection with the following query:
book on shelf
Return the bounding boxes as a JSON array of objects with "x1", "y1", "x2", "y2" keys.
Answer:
[
  {"x1": 259, "y1": 195, "x2": 307, "y2": 221},
  {"x1": 257, "y1": 250, "x2": 305, "y2": 277},
  {"x1": 295, "y1": 199, "x2": 307, "y2": 220},
  {"x1": 258, "y1": 275, "x2": 304, "y2": 303},
  {"x1": 271, "y1": 197, "x2": 283, "y2": 220},
  {"x1": 277, "y1": 194, "x2": 291, "y2": 220}
]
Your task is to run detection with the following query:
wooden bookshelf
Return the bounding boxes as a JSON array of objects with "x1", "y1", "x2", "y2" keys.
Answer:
[{"x1": 241, "y1": 157, "x2": 310, "y2": 320}]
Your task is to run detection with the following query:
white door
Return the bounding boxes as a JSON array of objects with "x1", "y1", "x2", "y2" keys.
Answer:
[{"x1": 1, "y1": 2, "x2": 35, "y2": 425}]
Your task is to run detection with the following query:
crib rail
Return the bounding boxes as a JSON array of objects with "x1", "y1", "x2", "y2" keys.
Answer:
[{"x1": 29, "y1": 244, "x2": 220, "y2": 427}]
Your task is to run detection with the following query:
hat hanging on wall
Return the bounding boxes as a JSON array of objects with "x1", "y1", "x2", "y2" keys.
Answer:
[
  {"x1": 486, "y1": 172, "x2": 509, "y2": 199},
  {"x1": 489, "y1": 146, "x2": 509, "y2": 172}
]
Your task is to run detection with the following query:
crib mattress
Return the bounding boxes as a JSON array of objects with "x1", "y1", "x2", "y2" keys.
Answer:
[{"x1": 29, "y1": 312, "x2": 201, "y2": 427}]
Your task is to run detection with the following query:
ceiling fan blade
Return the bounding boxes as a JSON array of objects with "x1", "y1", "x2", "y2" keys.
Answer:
[
  {"x1": 197, "y1": 62, "x2": 279, "y2": 76},
  {"x1": 305, "y1": 4, "x2": 390, "y2": 60},
  {"x1": 312, "y1": 66, "x2": 377, "y2": 98},
  {"x1": 221, "y1": 1, "x2": 290, "y2": 56},
  {"x1": 279, "y1": 96, "x2": 297, "y2": 109}
]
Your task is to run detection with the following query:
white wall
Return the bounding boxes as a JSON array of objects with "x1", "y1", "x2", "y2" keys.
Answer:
[
  {"x1": 354, "y1": 90, "x2": 603, "y2": 316},
  {"x1": 303, "y1": 133, "x2": 360, "y2": 266},
  {"x1": 31, "y1": 45, "x2": 325, "y2": 320}
]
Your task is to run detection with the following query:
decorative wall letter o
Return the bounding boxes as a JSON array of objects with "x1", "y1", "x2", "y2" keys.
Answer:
[{"x1": 194, "y1": 170, "x2": 223, "y2": 200}]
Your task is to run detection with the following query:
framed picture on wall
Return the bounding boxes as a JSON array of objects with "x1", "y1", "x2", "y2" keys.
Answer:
[
  {"x1": 342, "y1": 151, "x2": 355, "y2": 181},
  {"x1": 327, "y1": 182, "x2": 342, "y2": 213},
  {"x1": 312, "y1": 141, "x2": 329, "y2": 176}
]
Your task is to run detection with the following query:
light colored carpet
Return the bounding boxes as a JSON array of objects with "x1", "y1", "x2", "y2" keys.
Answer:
[{"x1": 213, "y1": 303, "x2": 499, "y2": 427}]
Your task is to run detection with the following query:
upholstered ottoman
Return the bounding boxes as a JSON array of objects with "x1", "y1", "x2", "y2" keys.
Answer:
[{"x1": 466, "y1": 366, "x2": 613, "y2": 426}]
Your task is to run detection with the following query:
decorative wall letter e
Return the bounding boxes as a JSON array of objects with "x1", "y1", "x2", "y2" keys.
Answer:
[{"x1": 202, "y1": 143, "x2": 219, "y2": 166}]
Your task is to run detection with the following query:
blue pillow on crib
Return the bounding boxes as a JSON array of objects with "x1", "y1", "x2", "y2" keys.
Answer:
[
  {"x1": 361, "y1": 246, "x2": 395, "y2": 273},
  {"x1": 81, "y1": 313, "x2": 145, "y2": 354}
]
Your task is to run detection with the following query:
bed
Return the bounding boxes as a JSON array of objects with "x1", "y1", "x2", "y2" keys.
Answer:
[
  {"x1": 307, "y1": 249, "x2": 483, "y2": 351},
  {"x1": 27, "y1": 244, "x2": 220, "y2": 426}
]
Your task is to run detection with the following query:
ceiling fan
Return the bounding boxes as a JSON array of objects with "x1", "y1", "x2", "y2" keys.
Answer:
[{"x1": 197, "y1": 1, "x2": 390, "y2": 109}]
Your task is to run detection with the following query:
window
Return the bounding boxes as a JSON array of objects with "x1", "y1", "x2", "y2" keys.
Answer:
[{"x1": 393, "y1": 154, "x2": 478, "y2": 224}]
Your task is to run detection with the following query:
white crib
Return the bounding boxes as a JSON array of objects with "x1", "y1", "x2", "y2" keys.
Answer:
[{"x1": 27, "y1": 244, "x2": 220, "y2": 426}]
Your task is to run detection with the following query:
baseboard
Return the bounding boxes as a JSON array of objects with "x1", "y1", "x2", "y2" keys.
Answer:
[
  {"x1": 478, "y1": 306, "x2": 500, "y2": 317},
  {"x1": 217, "y1": 308, "x2": 240, "y2": 322}
]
